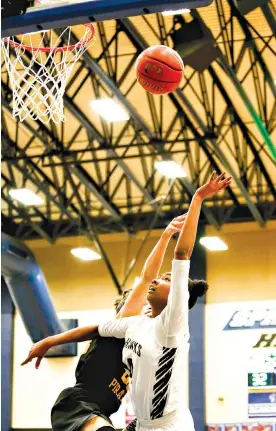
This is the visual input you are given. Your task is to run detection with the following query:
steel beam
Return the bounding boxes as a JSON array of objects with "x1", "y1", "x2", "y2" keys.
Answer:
[
  {"x1": 220, "y1": 1, "x2": 276, "y2": 160},
  {"x1": 120, "y1": 16, "x2": 266, "y2": 226},
  {"x1": 209, "y1": 66, "x2": 276, "y2": 201},
  {"x1": 65, "y1": 168, "x2": 122, "y2": 293},
  {"x1": 3, "y1": 156, "x2": 77, "y2": 224},
  {"x1": 2, "y1": 85, "x2": 128, "y2": 231},
  {"x1": 261, "y1": 0, "x2": 276, "y2": 35},
  {"x1": 227, "y1": 0, "x2": 276, "y2": 99},
  {"x1": 121, "y1": 179, "x2": 176, "y2": 287},
  {"x1": 63, "y1": 95, "x2": 158, "y2": 210},
  {"x1": 4, "y1": 201, "x2": 273, "y2": 240},
  {"x1": 175, "y1": 89, "x2": 266, "y2": 226},
  {"x1": 1, "y1": 168, "x2": 53, "y2": 229},
  {"x1": 0, "y1": 120, "x2": 81, "y2": 222},
  {"x1": 69, "y1": 165, "x2": 123, "y2": 223},
  {"x1": 65, "y1": 22, "x2": 220, "y2": 229},
  {"x1": 1, "y1": 180, "x2": 54, "y2": 243},
  {"x1": 1, "y1": 213, "x2": 21, "y2": 236},
  {"x1": 120, "y1": 18, "x2": 234, "y2": 229},
  {"x1": 218, "y1": 56, "x2": 276, "y2": 162}
]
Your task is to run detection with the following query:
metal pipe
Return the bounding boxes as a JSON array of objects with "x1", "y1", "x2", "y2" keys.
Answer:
[{"x1": 1, "y1": 232, "x2": 65, "y2": 342}]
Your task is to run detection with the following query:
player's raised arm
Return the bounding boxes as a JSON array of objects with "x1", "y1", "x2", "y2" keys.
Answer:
[
  {"x1": 98, "y1": 315, "x2": 139, "y2": 339},
  {"x1": 158, "y1": 172, "x2": 232, "y2": 345},
  {"x1": 21, "y1": 324, "x2": 99, "y2": 369},
  {"x1": 118, "y1": 215, "x2": 186, "y2": 318},
  {"x1": 174, "y1": 172, "x2": 231, "y2": 261}
]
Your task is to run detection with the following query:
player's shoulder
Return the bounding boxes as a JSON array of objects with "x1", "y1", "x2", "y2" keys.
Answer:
[
  {"x1": 129, "y1": 315, "x2": 145, "y2": 323},
  {"x1": 124, "y1": 314, "x2": 148, "y2": 328},
  {"x1": 121, "y1": 314, "x2": 147, "y2": 320},
  {"x1": 139, "y1": 315, "x2": 156, "y2": 326}
]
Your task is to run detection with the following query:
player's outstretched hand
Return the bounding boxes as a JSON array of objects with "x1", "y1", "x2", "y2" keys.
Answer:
[
  {"x1": 196, "y1": 171, "x2": 232, "y2": 200},
  {"x1": 21, "y1": 338, "x2": 52, "y2": 369},
  {"x1": 165, "y1": 213, "x2": 187, "y2": 236}
]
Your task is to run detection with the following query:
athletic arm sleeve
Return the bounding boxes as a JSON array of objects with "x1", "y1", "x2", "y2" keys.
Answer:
[
  {"x1": 155, "y1": 259, "x2": 190, "y2": 347},
  {"x1": 98, "y1": 316, "x2": 138, "y2": 339}
]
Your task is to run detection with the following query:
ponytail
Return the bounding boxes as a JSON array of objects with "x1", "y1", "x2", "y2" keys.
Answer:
[{"x1": 188, "y1": 279, "x2": 208, "y2": 309}]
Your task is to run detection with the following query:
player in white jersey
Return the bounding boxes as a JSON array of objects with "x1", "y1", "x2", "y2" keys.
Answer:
[
  {"x1": 21, "y1": 215, "x2": 187, "y2": 431},
  {"x1": 98, "y1": 171, "x2": 232, "y2": 431},
  {"x1": 23, "y1": 171, "x2": 231, "y2": 431}
]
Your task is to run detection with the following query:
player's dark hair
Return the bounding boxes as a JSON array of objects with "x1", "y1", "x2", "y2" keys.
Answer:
[
  {"x1": 188, "y1": 279, "x2": 208, "y2": 309},
  {"x1": 114, "y1": 289, "x2": 132, "y2": 314}
]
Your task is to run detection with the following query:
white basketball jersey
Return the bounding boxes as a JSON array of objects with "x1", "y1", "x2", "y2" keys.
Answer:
[{"x1": 99, "y1": 260, "x2": 194, "y2": 427}]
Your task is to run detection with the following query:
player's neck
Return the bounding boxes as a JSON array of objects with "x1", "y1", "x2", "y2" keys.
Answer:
[{"x1": 151, "y1": 305, "x2": 164, "y2": 318}]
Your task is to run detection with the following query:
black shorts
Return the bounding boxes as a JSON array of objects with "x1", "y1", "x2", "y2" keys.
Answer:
[{"x1": 51, "y1": 387, "x2": 112, "y2": 431}]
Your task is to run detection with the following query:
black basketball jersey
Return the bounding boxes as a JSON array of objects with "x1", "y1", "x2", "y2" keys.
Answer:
[{"x1": 75, "y1": 336, "x2": 129, "y2": 416}]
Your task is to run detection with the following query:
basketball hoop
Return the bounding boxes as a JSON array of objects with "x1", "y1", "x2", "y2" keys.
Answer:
[{"x1": 1, "y1": 24, "x2": 95, "y2": 124}]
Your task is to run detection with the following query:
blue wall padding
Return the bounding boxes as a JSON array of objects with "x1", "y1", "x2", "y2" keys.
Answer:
[
  {"x1": 1, "y1": 278, "x2": 14, "y2": 431},
  {"x1": 189, "y1": 231, "x2": 206, "y2": 431},
  {"x1": 1, "y1": 232, "x2": 65, "y2": 342}
]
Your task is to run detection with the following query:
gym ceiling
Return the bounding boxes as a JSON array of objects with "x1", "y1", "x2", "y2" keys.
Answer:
[{"x1": 1, "y1": 0, "x2": 276, "y2": 245}]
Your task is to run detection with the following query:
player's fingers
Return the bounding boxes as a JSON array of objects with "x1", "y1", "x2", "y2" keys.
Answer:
[
  {"x1": 173, "y1": 223, "x2": 184, "y2": 230},
  {"x1": 220, "y1": 174, "x2": 231, "y2": 181},
  {"x1": 176, "y1": 213, "x2": 187, "y2": 220},
  {"x1": 216, "y1": 172, "x2": 226, "y2": 182},
  {"x1": 210, "y1": 171, "x2": 217, "y2": 181},
  {"x1": 170, "y1": 224, "x2": 182, "y2": 232},
  {"x1": 218, "y1": 178, "x2": 232, "y2": 191},
  {"x1": 21, "y1": 357, "x2": 32, "y2": 366},
  {"x1": 35, "y1": 357, "x2": 42, "y2": 369},
  {"x1": 172, "y1": 215, "x2": 185, "y2": 223},
  {"x1": 172, "y1": 221, "x2": 183, "y2": 226},
  {"x1": 220, "y1": 176, "x2": 232, "y2": 186}
]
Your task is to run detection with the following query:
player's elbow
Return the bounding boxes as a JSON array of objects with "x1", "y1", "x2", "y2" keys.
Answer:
[
  {"x1": 174, "y1": 248, "x2": 189, "y2": 260},
  {"x1": 89, "y1": 325, "x2": 99, "y2": 338}
]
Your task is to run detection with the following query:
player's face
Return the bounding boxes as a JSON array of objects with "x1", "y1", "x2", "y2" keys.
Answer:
[{"x1": 147, "y1": 272, "x2": 171, "y2": 309}]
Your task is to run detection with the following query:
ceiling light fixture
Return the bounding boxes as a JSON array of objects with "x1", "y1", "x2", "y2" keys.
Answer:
[
  {"x1": 162, "y1": 8, "x2": 190, "y2": 16},
  {"x1": 8, "y1": 188, "x2": 44, "y2": 206},
  {"x1": 148, "y1": 195, "x2": 166, "y2": 204},
  {"x1": 155, "y1": 160, "x2": 187, "y2": 178},
  {"x1": 70, "y1": 247, "x2": 101, "y2": 261},
  {"x1": 199, "y1": 236, "x2": 228, "y2": 251},
  {"x1": 91, "y1": 98, "x2": 130, "y2": 122}
]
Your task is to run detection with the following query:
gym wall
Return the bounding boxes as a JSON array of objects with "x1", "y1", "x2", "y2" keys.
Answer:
[
  {"x1": 11, "y1": 231, "x2": 187, "y2": 430},
  {"x1": 10, "y1": 221, "x2": 276, "y2": 429},
  {"x1": 204, "y1": 221, "x2": 276, "y2": 426},
  {"x1": 206, "y1": 221, "x2": 276, "y2": 303},
  {"x1": 24, "y1": 231, "x2": 177, "y2": 311}
]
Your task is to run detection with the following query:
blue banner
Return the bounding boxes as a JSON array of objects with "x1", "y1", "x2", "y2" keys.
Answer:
[{"x1": 224, "y1": 310, "x2": 276, "y2": 331}]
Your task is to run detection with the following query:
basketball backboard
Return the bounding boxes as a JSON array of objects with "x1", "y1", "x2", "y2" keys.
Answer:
[{"x1": 2, "y1": 0, "x2": 213, "y2": 37}]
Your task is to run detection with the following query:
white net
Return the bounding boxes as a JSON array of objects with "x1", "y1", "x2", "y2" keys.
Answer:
[{"x1": 1, "y1": 25, "x2": 95, "y2": 124}]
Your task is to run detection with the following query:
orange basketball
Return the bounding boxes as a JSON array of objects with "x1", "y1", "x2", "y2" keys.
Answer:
[{"x1": 135, "y1": 45, "x2": 184, "y2": 95}]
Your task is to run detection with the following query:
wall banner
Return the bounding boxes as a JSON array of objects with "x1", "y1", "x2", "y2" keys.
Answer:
[
  {"x1": 248, "y1": 338, "x2": 276, "y2": 419},
  {"x1": 248, "y1": 393, "x2": 276, "y2": 418},
  {"x1": 224, "y1": 310, "x2": 276, "y2": 331}
]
